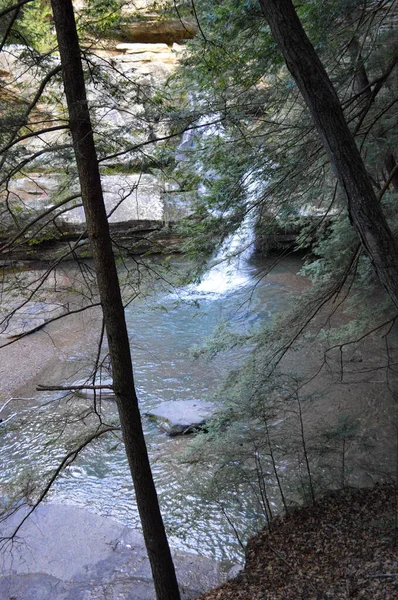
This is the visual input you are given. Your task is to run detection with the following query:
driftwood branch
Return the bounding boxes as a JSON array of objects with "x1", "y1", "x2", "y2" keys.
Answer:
[{"x1": 36, "y1": 384, "x2": 113, "y2": 392}]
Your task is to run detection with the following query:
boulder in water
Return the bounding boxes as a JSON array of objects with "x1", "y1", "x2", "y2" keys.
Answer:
[{"x1": 145, "y1": 400, "x2": 215, "y2": 436}]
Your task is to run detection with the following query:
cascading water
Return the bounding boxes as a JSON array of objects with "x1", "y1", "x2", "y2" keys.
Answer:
[
  {"x1": 176, "y1": 112, "x2": 222, "y2": 163},
  {"x1": 176, "y1": 114, "x2": 259, "y2": 297},
  {"x1": 187, "y1": 212, "x2": 255, "y2": 297}
]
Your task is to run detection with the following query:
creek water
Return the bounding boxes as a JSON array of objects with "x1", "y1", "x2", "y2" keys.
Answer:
[{"x1": 0, "y1": 249, "x2": 303, "y2": 562}]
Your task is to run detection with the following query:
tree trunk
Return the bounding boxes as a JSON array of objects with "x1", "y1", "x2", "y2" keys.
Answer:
[
  {"x1": 259, "y1": 0, "x2": 398, "y2": 309},
  {"x1": 50, "y1": 2, "x2": 181, "y2": 599}
]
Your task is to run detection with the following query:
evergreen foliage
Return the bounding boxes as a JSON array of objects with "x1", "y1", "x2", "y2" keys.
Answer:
[
  {"x1": 80, "y1": 0, "x2": 122, "y2": 35},
  {"x1": 157, "y1": 0, "x2": 398, "y2": 542}
]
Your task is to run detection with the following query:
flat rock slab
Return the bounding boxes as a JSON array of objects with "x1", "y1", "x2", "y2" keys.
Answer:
[
  {"x1": 145, "y1": 400, "x2": 215, "y2": 436},
  {"x1": 0, "y1": 302, "x2": 67, "y2": 338},
  {"x1": 0, "y1": 503, "x2": 227, "y2": 600}
]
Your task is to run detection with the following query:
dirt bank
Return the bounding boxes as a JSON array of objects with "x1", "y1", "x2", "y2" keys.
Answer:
[{"x1": 199, "y1": 484, "x2": 397, "y2": 600}]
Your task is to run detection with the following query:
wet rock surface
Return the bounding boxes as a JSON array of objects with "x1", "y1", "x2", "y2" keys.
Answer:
[
  {"x1": 0, "y1": 301, "x2": 67, "y2": 338},
  {"x1": 145, "y1": 400, "x2": 215, "y2": 436},
  {"x1": 0, "y1": 504, "x2": 227, "y2": 600}
]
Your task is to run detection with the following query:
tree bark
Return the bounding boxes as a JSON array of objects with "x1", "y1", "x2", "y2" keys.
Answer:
[
  {"x1": 50, "y1": 2, "x2": 181, "y2": 599},
  {"x1": 259, "y1": 0, "x2": 398, "y2": 309}
]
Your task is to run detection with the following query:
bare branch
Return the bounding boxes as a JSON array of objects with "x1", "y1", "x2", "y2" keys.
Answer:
[
  {"x1": 0, "y1": 426, "x2": 120, "y2": 545},
  {"x1": 0, "y1": 144, "x2": 72, "y2": 187},
  {"x1": 36, "y1": 384, "x2": 113, "y2": 392},
  {"x1": 99, "y1": 117, "x2": 225, "y2": 164},
  {"x1": 0, "y1": 193, "x2": 81, "y2": 253},
  {"x1": 0, "y1": 125, "x2": 69, "y2": 156},
  {"x1": 0, "y1": 0, "x2": 33, "y2": 19},
  {"x1": 0, "y1": 3, "x2": 21, "y2": 51},
  {"x1": 0, "y1": 302, "x2": 101, "y2": 348}
]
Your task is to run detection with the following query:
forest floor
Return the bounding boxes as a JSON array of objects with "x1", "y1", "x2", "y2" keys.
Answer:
[{"x1": 198, "y1": 484, "x2": 397, "y2": 600}]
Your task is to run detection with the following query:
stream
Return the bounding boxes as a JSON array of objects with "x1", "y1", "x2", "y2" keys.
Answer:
[{"x1": 0, "y1": 250, "x2": 304, "y2": 563}]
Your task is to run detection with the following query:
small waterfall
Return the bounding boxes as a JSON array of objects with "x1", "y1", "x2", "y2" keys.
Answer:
[
  {"x1": 176, "y1": 113, "x2": 222, "y2": 162},
  {"x1": 188, "y1": 212, "x2": 255, "y2": 297},
  {"x1": 175, "y1": 114, "x2": 256, "y2": 297},
  {"x1": 175, "y1": 126, "x2": 196, "y2": 161}
]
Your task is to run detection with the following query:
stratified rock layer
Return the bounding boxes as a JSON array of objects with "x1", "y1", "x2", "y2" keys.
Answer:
[{"x1": 119, "y1": 19, "x2": 198, "y2": 44}]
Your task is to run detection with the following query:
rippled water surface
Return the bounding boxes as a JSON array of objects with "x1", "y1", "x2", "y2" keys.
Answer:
[{"x1": 0, "y1": 252, "x2": 303, "y2": 561}]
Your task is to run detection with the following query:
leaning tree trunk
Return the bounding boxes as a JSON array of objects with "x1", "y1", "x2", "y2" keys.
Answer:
[
  {"x1": 259, "y1": 0, "x2": 398, "y2": 310},
  {"x1": 50, "y1": 2, "x2": 181, "y2": 599}
]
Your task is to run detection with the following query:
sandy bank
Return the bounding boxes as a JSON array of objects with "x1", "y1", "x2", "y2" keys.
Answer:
[{"x1": 0, "y1": 307, "x2": 102, "y2": 409}]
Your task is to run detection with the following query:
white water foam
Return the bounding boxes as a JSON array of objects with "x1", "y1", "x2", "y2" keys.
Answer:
[{"x1": 191, "y1": 214, "x2": 255, "y2": 296}]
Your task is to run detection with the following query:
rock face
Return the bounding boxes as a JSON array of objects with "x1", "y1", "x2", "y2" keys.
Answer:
[
  {"x1": 0, "y1": 7, "x2": 198, "y2": 261},
  {"x1": 6, "y1": 173, "x2": 163, "y2": 224},
  {"x1": 1, "y1": 171, "x2": 188, "y2": 259},
  {"x1": 119, "y1": 19, "x2": 198, "y2": 45},
  {"x1": 145, "y1": 400, "x2": 215, "y2": 436}
]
